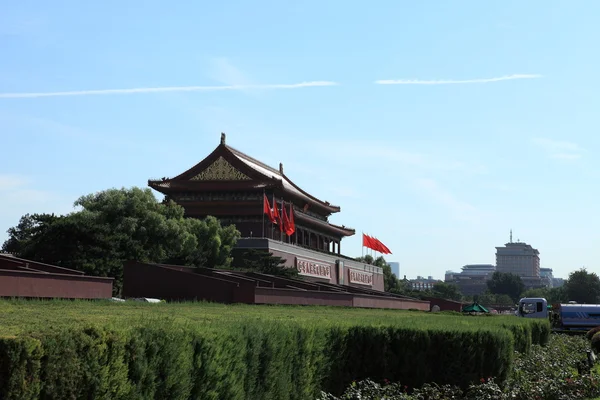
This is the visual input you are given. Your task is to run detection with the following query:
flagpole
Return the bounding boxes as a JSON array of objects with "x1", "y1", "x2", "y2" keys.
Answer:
[
  {"x1": 361, "y1": 231, "x2": 364, "y2": 258},
  {"x1": 272, "y1": 193, "x2": 276, "y2": 240},
  {"x1": 280, "y1": 197, "x2": 284, "y2": 243},
  {"x1": 262, "y1": 189, "x2": 265, "y2": 238},
  {"x1": 289, "y1": 202, "x2": 293, "y2": 245}
]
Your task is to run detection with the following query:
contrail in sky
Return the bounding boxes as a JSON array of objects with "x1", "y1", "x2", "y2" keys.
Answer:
[
  {"x1": 0, "y1": 81, "x2": 339, "y2": 99},
  {"x1": 375, "y1": 74, "x2": 542, "y2": 85}
]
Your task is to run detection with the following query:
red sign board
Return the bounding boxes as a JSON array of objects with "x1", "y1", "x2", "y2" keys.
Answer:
[
  {"x1": 348, "y1": 269, "x2": 373, "y2": 286},
  {"x1": 295, "y1": 258, "x2": 331, "y2": 279}
]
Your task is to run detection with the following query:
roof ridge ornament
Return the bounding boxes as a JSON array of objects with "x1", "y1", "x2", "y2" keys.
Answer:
[
  {"x1": 279, "y1": 162, "x2": 283, "y2": 173},
  {"x1": 220, "y1": 132, "x2": 226, "y2": 145}
]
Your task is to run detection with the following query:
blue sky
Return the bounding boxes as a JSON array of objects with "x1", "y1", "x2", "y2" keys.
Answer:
[{"x1": 1, "y1": 1, "x2": 599, "y2": 280}]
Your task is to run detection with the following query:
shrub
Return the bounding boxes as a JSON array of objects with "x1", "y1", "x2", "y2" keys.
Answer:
[
  {"x1": 321, "y1": 335, "x2": 600, "y2": 400},
  {"x1": 591, "y1": 332, "x2": 600, "y2": 354},
  {"x1": 321, "y1": 325, "x2": 513, "y2": 394},
  {"x1": 0, "y1": 301, "x2": 553, "y2": 399},
  {"x1": 0, "y1": 321, "x2": 515, "y2": 399},
  {"x1": 586, "y1": 325, "x2": 600, "y2": 341},
  {"x1": 0, "y1": 337, "x2": 42, "y2": 400}
]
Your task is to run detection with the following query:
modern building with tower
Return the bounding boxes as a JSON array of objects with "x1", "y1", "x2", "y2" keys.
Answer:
[
  {"x1": 445, "y1": 232, "x2": 547, "y2": 296},
  {"x1": 495, "y1": 231, "x2": 543, "y2": 289}
]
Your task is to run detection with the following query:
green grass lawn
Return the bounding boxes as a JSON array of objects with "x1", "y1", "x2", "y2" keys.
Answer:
[{"x1": 0, "y1": 298, "x2": 539, "y2": 336}]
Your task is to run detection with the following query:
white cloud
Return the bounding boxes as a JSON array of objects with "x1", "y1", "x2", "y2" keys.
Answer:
[
  {"x1": 531, "y1": 137, "x2": 584, "y2": 160},
  {"x1": 481, "y1": 182, "x2": 514, "y2": 192},
  {"x1": 207, "y1": 57, "x2": 254, "y2": 88},
  {"x1": 326, "y1": 186, "x2": 363, "y2": 200},
  {"x1": 413, "y1": 178, "x2": 481, "y2": 222},
  {"x1": 375, "y1": 74, "x2": 542, "y2": 85},
  {"x1": 302, "y1": 140, "x2": 487, "y2": 175},
  {"x1": 282, "y1": 140, "x2": 486, "y2": 221},
  {"x1": 551, "y1": 153, "x2": 582, "y2": 160},
  {"x1": 0, "y1": 174, "x2": 29, "y2": 190},
  {"x1": 0, "y1": 81, "x2": 338, "y2": 99}
]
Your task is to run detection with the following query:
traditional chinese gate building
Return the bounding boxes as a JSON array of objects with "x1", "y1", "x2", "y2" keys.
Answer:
[{"x1": 148, "y1": 133, "x2": 385, "y2": 291}]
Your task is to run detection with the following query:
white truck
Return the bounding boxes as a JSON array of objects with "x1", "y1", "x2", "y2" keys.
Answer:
[{"x1": 517, "y1": 297, "x2": 600, "y2": 331}]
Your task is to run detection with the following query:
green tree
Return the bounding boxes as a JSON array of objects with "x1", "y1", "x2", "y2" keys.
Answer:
[
  {"x1": 520, "y1": 286, "x2": 569, "y2": 304},
  {"x1": 2, "y1": 187, "x2": 240, "y2": 295},
  {"x1": 474, "y1": 292, "x2": 514, "y2": 307},
  {"x1": 525, "y1": 287, "x2": 568, "y2": 304},
  {"x1": 2, "y1": 213, "x2": 60, "y2": 256},
  {"x1": 487, "y1": 271, "x2": 525, "y2": 302},
  {"x1": 389, "y1": 278, "x2": 417, "y2": 297},
  {"x1": 547, "y1": 286, "x2": 569, "y2": 304},
  {"x1": 493, "y1": 294, "x2": 514, "y2": 307},
  {"x1": 564, "y1": 268, "x2": 600, "y2": 304},
  {"x1": 521, "y1": 287, "x2": 549, "y2": 299},
  {"x1": 233, "y1": 249, "x2": 299, "y2": 278},
  {"x1": 355, "y1": 255, "x2": 399, "y2": 292},
  {"x1": 431, "y1": 282, "x2": 463, "y2": 301}
]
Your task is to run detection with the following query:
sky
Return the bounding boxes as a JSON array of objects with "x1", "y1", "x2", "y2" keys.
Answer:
[{"x1": 1, "y1": 1, "x2": 599, "y2": 280}]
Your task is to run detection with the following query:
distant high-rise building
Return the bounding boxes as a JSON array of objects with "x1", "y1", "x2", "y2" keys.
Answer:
[
  {"x1": 461, "y1": 264, "x2": 496, "y2": 276},
  {"x1": 387, "y1": 262, "x2": 400, "y2": 277},
  {"x1": 496, "y1": 233, "x2": 543, "y2": 289},
  {"x1": 540, "y1": 268, "x2": 554, "y2": 288},
  {"x1": 410, "y1": 276, "x2": 440, "y2": 291},
  {"x1": 496, "y1": 241, "x2": 540, "y2": 277},
  {"x1": 446, "y1": 264, "x2": 496, "y2": 296}
]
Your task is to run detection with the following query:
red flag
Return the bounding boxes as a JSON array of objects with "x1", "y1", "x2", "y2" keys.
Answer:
[
  {"x1": 371, "y1": 237, "x2": 383, "y2": 253},
  {"x1": 287, "y1": 203, "x2": 296, "y2": 235},
  {"x1": 282, "y1": 201, "x2": 290, "y2": 234},
  {"x1": 263, "y1": 194, "x2": 276, "y2": 224},
  {"x1": 362, "y1": 233, "x2": 371, "y2": 247},
  {"x1": 373, "y1": 237, "x2": 391, "y2": 254},
  {"x1": 272, "y1": 196, "x2": 282, "y2": 231},
  {"x1": 363, "y1": 234, "x2": 391, "y2": 254},
  {"x1": 363, "y1": 234, "x2": 378, "y2": 252},
  {"x1": 380, "y1": 241, "x2": 392, "y2": 254}
]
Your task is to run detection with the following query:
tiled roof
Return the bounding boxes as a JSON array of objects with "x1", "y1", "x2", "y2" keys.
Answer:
[{"x1": 225, "y1": 145, "x2": 341, "y2": 212}]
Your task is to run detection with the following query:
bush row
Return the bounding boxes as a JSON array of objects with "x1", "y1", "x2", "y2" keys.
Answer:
[
  {"x1": 500, "y1": 318, "x2": 551, "y2": 353},
  {"x1": 0, "y1": 314, "x2": 545, "y2": 400},
  {"x1": 320, "y1": 334, "x2": 600, "y2": 400}
]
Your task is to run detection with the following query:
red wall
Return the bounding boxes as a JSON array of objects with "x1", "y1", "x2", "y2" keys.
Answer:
[
  {"x1": 122, "y1": 262, "x2": 431, "y2": 311},
  {"x1": 254, "y1": 287, "x2": 354, "y2": 307},
  {"x1": 123, "y1": 261, "x2": 255, "y2": 303},
  {"x1": 0, "y1": 269, "x2": 113, "y2": 299},
  {"x1": 352, "y1": 294, "x2": 430, "y2": 310},
  {"x1": 0, "y1": 254, "x2": 85, "y2": 275},
  {"x1": 421, "y1": 296, "x2": 464, "y2": 312}
]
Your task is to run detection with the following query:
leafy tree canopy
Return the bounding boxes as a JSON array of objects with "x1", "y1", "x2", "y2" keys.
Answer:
[
  {"x1": 431, "y1": 281, "x2": 463, "y2": 302},
  {"x1": 474, "y1": 292, "x2": 514, "y2": 307},
  {"x1": 521, "y1": 286, "x2": 568, "y2": 304},
  {"x1": 2, "y1": 187, "x2": 240, "y2": 295},
  {"x1": 486, "y1": 271, "x2": 525, "y2": 302},
  {"x1": 564, "y1": 268, "x2": 600, "y2": 304},
  {"x1": 233, "y1": 249, "x2": 299, "y2": 278},
  {"x1": 355, "y1": 255, "x2": 399, "y2": 292}
]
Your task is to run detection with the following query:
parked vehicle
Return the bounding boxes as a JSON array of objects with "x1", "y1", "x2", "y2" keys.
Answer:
[{"x1": 517, "y1": 297, "x2": 600, "y2": 331}]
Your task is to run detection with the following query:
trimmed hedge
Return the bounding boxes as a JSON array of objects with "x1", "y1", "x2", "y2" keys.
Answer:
[
  {"x1": 322, "y1": 325, "x2": 514, "y2": 395},
  {"x1": 0, "y1": 337, "x2": 42, "y2": 400},
  {"x1": 0, "y1": 318, "x2": 524, "y2": 400},
  {"x1": 0, "y1": 301, "x2": 552, "y2": 399}
]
